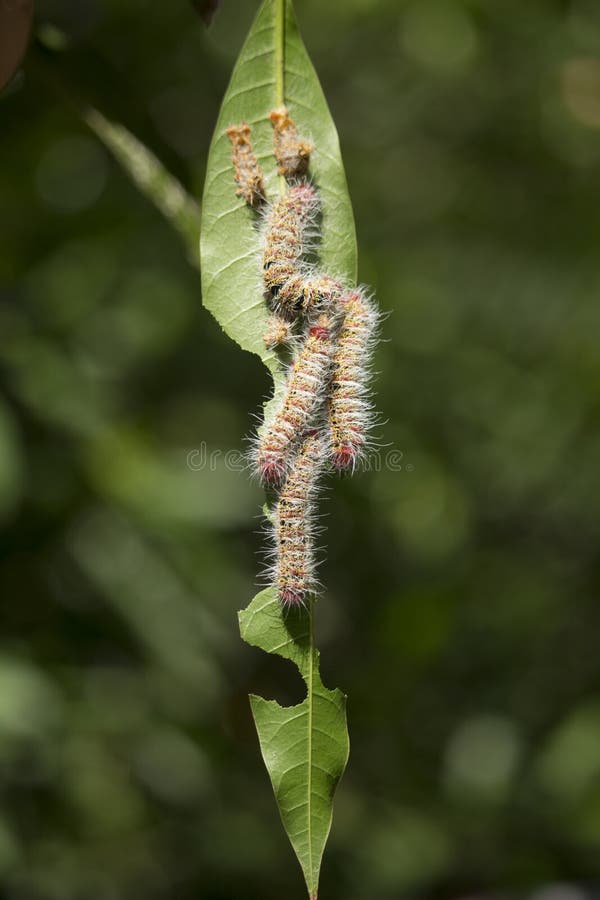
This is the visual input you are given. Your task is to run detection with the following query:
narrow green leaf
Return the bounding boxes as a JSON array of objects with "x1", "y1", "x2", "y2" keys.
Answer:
[
  {"x1": 200, "y1": 0, "x2": 357, "y2": 372},
  {"x1": 239, "y1": 589, "x2": 349, "y2": 900},
  {"x1": 84, "y1": 108, "x2": 201, "y2": 268},
  {"x1": 200, "y1": 1, "x2": 355, "y2": 896}
]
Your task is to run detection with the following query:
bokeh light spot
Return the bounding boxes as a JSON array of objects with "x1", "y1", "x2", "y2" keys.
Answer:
[
  {"x1": 400, "y1": 0, "x2": 478, "y2": 73},
  {"x1": 35, "y1": 136, "x2": 108, "y2": 213},
  {"x1": 444, "y1": 714, "x2": 521, "y2": 799}
]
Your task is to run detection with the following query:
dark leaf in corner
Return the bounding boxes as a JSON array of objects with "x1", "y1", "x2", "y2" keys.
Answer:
[
  {"x1": 0, "y1": 0, "x2": 34, "y2": 92},
  {"x1": 190, "y1": 0, "x2": 220, "y2": 26}
]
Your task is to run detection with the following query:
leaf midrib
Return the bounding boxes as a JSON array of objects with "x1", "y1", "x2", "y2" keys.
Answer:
[
  {"x1": 306, "y1": 613, "x2": 314, "y2": 895},
  {"x1": 273, "y1": 2, "x2": 315, "y2": 893},
  {"x1": 275, "y1": 0, "x2": 286, "y2": 197}
]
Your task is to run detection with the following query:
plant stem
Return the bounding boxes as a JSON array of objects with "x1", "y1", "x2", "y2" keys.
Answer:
[
  {"x1": 307, "y1": 607, "x2": 315, "y2": 898},
  {"x1": 28, "y1": 44, "x2": 200, "y2": 266}
]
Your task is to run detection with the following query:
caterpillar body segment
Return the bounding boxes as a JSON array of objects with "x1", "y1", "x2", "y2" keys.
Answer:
[
  {"x1": 254, "y1": 313, "x2": 336, "y2": 486},
  {"x1": 300, "y1": 274, "x2": 345, "y2": 318},
  {"x1": 270, "y1": 105, "x2": 314, "y2": 180},
  {"x1": 267, "y1": 271, "x2": 345, "y2": 323},
  {"x1": 328, "y1": 288, "x2": 380, "y2": 472},
  {"x1": 226, "y1": 123, "x2": 266, "y2": 208},
  {"x1": 271, "y1": 429, "x2": 327, "y2": 607},
  {"x1": 262, "y1": 183, "x2": 320, "y2": 315}
]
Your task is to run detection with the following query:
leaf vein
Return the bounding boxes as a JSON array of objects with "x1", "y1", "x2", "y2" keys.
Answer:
[{"x1": 226, "y1": 80, "x2": 276, "y2": 103}]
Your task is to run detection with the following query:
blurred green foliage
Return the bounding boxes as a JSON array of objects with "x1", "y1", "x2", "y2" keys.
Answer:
[{"x1": 2, "y1": 1, "x2": 600, "y2": 898}]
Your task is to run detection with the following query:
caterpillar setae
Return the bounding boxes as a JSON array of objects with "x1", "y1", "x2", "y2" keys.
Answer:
[
  {"x1": 254, "y1": 312, "x2": 335, "y2": 485},
  {"x1": 262, "y1": 182, "x2": 320, "y2": 316},
  {"x1": 226, "y1": 123, "x2": 266, "y2": 208},
  {"x1": 300, "y1": 273, "x2": 344, "y2": 315},
  {"x1": 269, "y1": 105, "x2": 314, "y2": 180},
  {"x1": 263, "y1": 203, "x2": 344, "y2": 318},
  {"x1": 328, "y1": 288, "x2": 379, "y2": 471},
  {"x1": 271, "y1": 428, "x2": 326, "y2": 607},
  {"x1": 263, "y1": 313, "x2": 295, "y2": 349}
]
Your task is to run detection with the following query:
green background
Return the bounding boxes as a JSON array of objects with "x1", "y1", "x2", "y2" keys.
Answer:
[{"x1": 2, "y1": 1, "x2": 600, "y2": 898}]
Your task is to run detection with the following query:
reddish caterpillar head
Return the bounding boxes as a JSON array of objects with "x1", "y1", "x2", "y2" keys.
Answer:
[
  {"x1": 279, "y1": 588, "x2": 306, "y2": 607},
  {"x1": 259, "y1": 458, "x2": 288, "y2": 486},
  {"x1": 226, "y1": 123, "x2": 266, "y2": 208},
  {"x1": 331, "y1": 444, "x2": 358, "y2": 471},
  {"x1": 256, "y1": 436, "x2": 292, "y2": 486},
  {"x1": 308, "y1": 314, "x2": 331, "y2": 341},
  {"x1": 269, "y1": 106, "x2": 314, "y2": 179}
]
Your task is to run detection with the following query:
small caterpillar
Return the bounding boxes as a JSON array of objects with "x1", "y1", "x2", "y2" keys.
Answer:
[
  {"x1": 263, "y1": 313, "x2": 295, "y2": 349},
  {"x1": 270, "y1": 105, "x2": 314, "y2": 179},
  {"x1": 255, "y1": 312, "x2": 335, "y2": 485},
  {"x1": 262, "y1": 183, "x2": 320, "y2": 314},
  {"x1": 328, "y1": 288, "x2": 379, "y2": 471},
  {"x1": 226, "y1": 123, "x2": 266, "y2": 208},
  {"x1": 262, "y1": 189, "x2": 343, "y2": 318},
  {"x1": 271, "y1": 429, "x2": 326, "y2": 607}
]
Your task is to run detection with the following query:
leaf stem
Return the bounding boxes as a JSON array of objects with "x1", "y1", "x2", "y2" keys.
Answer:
[
  {"x1": 27, "y1": 44, "x2": 201, "y2": 266},
  {"x1": 307, "y1": 605, "x2": 315, "y2": 897}
]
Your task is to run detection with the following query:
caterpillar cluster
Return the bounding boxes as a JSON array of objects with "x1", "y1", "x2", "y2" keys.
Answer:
[{"x1": 226, "y1": 107, "x2": 380, "y2": 608}]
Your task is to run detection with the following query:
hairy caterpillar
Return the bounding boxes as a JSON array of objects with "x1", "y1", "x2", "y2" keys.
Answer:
[
  {"x1": 263, "y1": 313, "x2": 295, "y2": 349},
  {"x1": 263, "y1": 197, "x2": 344, "y2": 317},
  {"x1": 254, "y1": 312, "x2": 335, "y2": 485},
  {"x1": 226, "y1": 123, "x2": 266, "y2": 208},
  {"x1": 300, "y1": 273, "x2": 344, "y2": 315},
  {"x1": 328, "y1": 288, "x2": 379, "y2": 471},
  {"x1": 271, "y1": 429, "x2": 326, "y2": 607},
  {"x1": 270, "y1": 105, "x2": 313, "y2": 179},
  {"x1": 262, "y1": 183, "x2": 320, "y2": 313},
  {"x1": 260, "y1": 183, "x2": 320, "y2": 349}
]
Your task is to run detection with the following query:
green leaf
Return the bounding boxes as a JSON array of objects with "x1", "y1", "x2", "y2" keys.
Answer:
[
  {"x1": 200, "y1": 0, "x2": 357, "y2": 374},
  {"x1": 239, "y1": 589, "x2": 350, "y2": 900},
  {"x1": 200, "y1": 1, "x2": 355, "y2": 896}
]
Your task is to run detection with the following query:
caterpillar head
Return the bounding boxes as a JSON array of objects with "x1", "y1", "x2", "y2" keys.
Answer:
[
  {"x1": 258, "y1": 455, "x2": 287, "y2": 487},
  {"x1": 226, "y1": 123, "x2": 266, "y2": 208},
  {"x1": 309, "y1": 323, "x2": 329, "y2": 341},
  {"x1": 331, "y1": 444, "x2": 357, "y2": 471},
  {"x1": 270, "y1": 106, "x2": 314, "y2": 179},
  {"x1": 279, "y1": 586, "x2": 307, "y2": 608}
]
